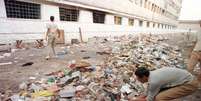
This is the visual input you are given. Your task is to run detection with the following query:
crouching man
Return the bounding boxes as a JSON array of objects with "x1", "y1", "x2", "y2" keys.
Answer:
[{"x1": 130, "y1": 67, "x2": 198, "y2": 101}]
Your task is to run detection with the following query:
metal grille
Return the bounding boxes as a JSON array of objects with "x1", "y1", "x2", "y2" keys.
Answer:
[
  {"x1": 59, "y1": 7, "x2": 79, "y2": 21},
  {"x1": 153, "y1": 23, "x2": 155, "y2": 27},
  {"x1": 114, "y1": 16, "x2": 122, "y2": 25},
  {"x1": 4, "y1": 0, "x2": 41, "y2": 19},
  {"x1": 139, "y1": 20, "x2": 143, "y2": 27},
  {"x1": 147, "y1": 22, "x2": 150, "y2": 27},
  {"x1": 93, "y1": 11, "x2": 105, "y2": 24},
  {"x1": 128, "y1": 19, "x2": 134, "y2": 26}
]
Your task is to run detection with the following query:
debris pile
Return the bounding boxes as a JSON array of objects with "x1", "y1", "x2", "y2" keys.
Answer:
[{"x1": 1, "y1": 34, "x2": 185, "y2": 101}]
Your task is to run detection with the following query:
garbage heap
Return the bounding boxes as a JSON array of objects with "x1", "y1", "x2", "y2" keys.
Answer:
[{"x1": 7, "y1": 35, "x2": 185, "y2": 101}]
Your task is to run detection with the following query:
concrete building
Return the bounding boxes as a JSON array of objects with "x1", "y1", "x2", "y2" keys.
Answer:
[
  {"x1": 0, "y1": 0, "x2": 183, "y2": 43},
  {"x1": 178, "y1": 20, "x2": 201, "y2": 32}
]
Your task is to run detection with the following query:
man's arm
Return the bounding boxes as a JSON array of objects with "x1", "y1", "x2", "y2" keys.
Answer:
[
  {"x1": 129, "y1": 82, "x2": 161, "y2": 101},
  {"x1": 146, "y1": 82, "x2": 161, "y2": 101},
  {"x1": 129, "y1": 96, "x2": 147, "y2": 101}
]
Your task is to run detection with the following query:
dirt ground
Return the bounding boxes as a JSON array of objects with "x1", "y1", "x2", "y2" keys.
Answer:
[{"x1": 0, "y1": 33, "x2": 200, "y2": 101}]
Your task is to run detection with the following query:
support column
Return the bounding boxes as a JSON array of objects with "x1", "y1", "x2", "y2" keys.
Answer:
[
  {"x1": 134, "y1": 19, "x2": 139, "y2": 27},
  {"x1": 122, "y1": 17, "x2": 128, "y2": 26},
  {"x1": 105, "y1": 14, "x2": 114, "y2": 25}
]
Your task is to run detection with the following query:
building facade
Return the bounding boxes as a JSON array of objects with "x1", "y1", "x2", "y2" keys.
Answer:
[
  {"x1": 0, "y1": 0, "x2": 183, "y2": 43},
  {"x1": 178, "y1": 20, "x2": 201, "y2": 32}
]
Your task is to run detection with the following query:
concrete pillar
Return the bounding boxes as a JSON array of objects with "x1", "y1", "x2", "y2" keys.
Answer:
[
  {"x1": 143, "y1": 20, "x2": 147, "y2": 28},
  {"x1": 142, "y1": 0, "x2": 145, "y2": 8},
  {"x1": 79, "y1": 9, "x2": 93, "y2": 23},
  {"x1": 0, "y1": 0, "x2": 7, "y2": 18},
  {"x1": 150, "y1": 22, "x2": 153, "y2": 28},
  {"x1": 154, "y1": 23, "x2": 158, "y2": 29},
  {"x1": 158, "y1": 23, "x2": 162, "y2": 29},
  {"x1": 134, "y1": 19, "x2": 139, "y2": 27},
  {"x1": 105, "y1": 14, "x2": 114, "y2": 25},
  {"x1": 41, "y1": 4, "x2": 60, "y2": 21},
  {"x1": 122, "y1": 17, "x2": 128, "y2": 26}
]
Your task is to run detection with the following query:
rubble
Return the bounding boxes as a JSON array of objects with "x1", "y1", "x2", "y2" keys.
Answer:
[
  {"x1": 0, "y1": 62, "x2": 13, "y2": 66},
  {"x1": 6, "y1": 34, "x2": 185, "y2": 101}
]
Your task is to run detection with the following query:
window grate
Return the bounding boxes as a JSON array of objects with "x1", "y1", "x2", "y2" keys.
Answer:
[
  {"x1": 93, "y1": 11, "x2": 105, "y2": 24},
  {"x1": 147, "y1": 22, "x2": 150, "y2": 27},
  {"x1": 114, "y1": 16, "x2": 122, "y2": 25},
  {"x1": 4, "y1": 0, "x2": 40, "y2": 19},
  {"x1": 59, "y1": 7, "x2": 79, "y2": 21},
  {"x1": 139, "y1": 20, "x2": 143, "y2": 27},
  {"x1": 128, "y1": 19, "x2": 134, "y2": 26}
]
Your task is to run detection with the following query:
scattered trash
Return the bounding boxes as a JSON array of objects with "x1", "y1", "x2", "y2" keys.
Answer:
[
  {"x1": 31, "y1": 90, "x2": 54, "y2": 98},
  {"x1": 0, "y1": 62, "x2": 12, "y2": 66},
  {"x1": 29, "y1": 54, "x2": 34, "y2": 57},
  {"x1": 59, "y1": 86, "x2": 76, "y2": 98},
  {"x1": 22, "y1": 62, "x2": 34, "y2": 67},
  {"x1": 82, "y1": 56, "x2": 90, "y2": 59},
  {"x1": 80, "y1": 50, "x2": 86, "y2": 52},
  {"x1": 74, "y1": 60, "x2": 91, "y2": 69},
  {"x1": 71, "y1": 39, "x2": 79, "y2": 44},
  {"x1": 29, "y1": 77, "x2": 36, "y2": 80},
  {"x1": 7, "y1": 34, "x2": 185, "y2": 100},
  {"x1": 19, "y1": 82, "x2": 28, "y2": 90},
  {"x1": 96, "y1": 51, "x2": 110, "y2": 55},
  {"x1": 3, "y1": 53, "x2": 11, "y2": 57}
]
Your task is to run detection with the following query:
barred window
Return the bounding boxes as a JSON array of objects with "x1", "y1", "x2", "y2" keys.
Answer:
[
  {"x1": 93, "y1": 11, "x2": 105, "y2": 24},
  {"x1": 128, "y1": 18, "x2": 134, "y2": 26},
  {"x1": 153, "y1": 23, "x2": 155, "y2": 27},
  {"x1": 4, "y1": 0, "x2": 41, "y2": 19},
  {"x1": 59, "y1": 7, "x2": 79, "y2": 21},
  {"x1": 114, "y1": 16, "x2": 122, "y2": 25},
  {"x1": 147, "y1": 22, "x2": 150, "y2": 27},
  {"x1": 139, "y1": 20, "x2": 143, "y2": 27}
]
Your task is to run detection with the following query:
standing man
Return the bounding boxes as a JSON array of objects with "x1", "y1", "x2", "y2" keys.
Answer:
[
  {"x1": 187, "y1": 21, "x2": 201, "y2": 81},
  {"x1": 45, "y1": 16, "x2": 60, "y2": 60},
  {"x1": 130, "y1": 67, "x2": 198, "y2": 101}
]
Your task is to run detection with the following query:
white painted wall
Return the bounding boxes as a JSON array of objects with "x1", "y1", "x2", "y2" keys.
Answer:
[
  {"x1": 105, "y1": 14, "x2": 114, "y2": 25},
  {"x1": 143, "y1": 21, "x2": 147, "y2": 28},
  {"x1": 155, "y1": 23, "x2": 158, "y2": 29},
  {"x1": 134, "y1": 19, "x2": 139, "y2": 27},
  {"x1": 0, "y1": 0, "x2": 6, "y2": 18},
  {"x1": 122, "y1": 17, "x2": 128, "y2": 26},
  {"x1": 0, "y1": 1, "x2": 183, "y2": 44},
  {"x1": 41, "y1": 4, "x2": 60, "y2": 21},
  {"x1": 79, "y1": 10, "x2": 93, "y2": 23}
]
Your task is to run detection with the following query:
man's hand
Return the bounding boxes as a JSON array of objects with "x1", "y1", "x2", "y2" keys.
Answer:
[
  {"x1": 137, "y1": 95, "x2": 146, "y2": 99},
  {"x1": 128, "y1": 95, "x2": 146, "y2": 101}
]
